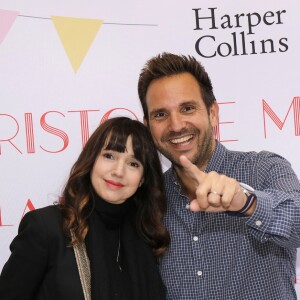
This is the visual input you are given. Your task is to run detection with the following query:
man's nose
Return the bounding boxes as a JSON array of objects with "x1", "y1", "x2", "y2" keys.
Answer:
[{"x1": 168, "y1": 113, "x2": 186, "y2": 132}]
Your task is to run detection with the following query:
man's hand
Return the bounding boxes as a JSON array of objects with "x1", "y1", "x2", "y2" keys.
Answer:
[{"x1": 179, "y1": 155, "x2": 249, "y2": 213}]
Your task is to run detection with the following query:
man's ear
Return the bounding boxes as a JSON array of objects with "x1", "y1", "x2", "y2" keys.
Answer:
[
  {"x1": 209, "y1": 102, "x2": 219, "y2": 127},
  {"x1": 143, "y1": 116, "x2": 148, "y2": 127}
]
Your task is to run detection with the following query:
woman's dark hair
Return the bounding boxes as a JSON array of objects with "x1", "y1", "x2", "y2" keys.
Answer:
[
  {"x1": 59, "y1": 117, "x2": 169, "y2": 256},
  {"x1": 138, "y1": 52, "x2": 216, "y2": 120}
]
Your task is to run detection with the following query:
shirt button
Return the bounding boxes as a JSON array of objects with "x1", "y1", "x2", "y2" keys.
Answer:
[
  {"x1": 193, "y1": 236, "x2": 199, "y2": 241},
  {"x1": 185, "y1": 204, "x2": 190, "y2": 209},
  {"x1": 255, "y1": 220, "x2": 262, "y2": 227},
  {"x1": 197, "y1": 270, "x2": 202, "y2": 276}
]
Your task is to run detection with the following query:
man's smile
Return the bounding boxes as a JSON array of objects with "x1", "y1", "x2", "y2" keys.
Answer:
[{"x1": 169, "y1": 134, "x2": 194, "y2": 144}]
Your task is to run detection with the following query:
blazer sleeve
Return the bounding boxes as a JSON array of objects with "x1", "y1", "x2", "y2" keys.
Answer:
[{"x1": 0, "y1": 209, "x2": 49, "y2": 299}]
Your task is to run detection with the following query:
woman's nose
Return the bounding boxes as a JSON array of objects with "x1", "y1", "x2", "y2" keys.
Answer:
[{"x1": 111, "y1": 160, "x2": 124, "y2": 177}]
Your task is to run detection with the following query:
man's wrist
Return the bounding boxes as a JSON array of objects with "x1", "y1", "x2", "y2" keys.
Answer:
[
  {"x1": 239, "y1": 182, "x2": 256, "y2": 216},
  {"x1": 241, "y1": 195, "x2": 257, "y2": 216},
  {"x1": 235, "y1": 193, "x2": 257, "y2": 215},
  {"x1": 227, "y1": 183, "x2": 257, "y2": 217}
]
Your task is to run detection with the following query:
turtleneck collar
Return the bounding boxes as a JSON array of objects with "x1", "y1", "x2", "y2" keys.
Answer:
[{"x1": 92, "y1": 190, "x2": 135, "y2": 229}]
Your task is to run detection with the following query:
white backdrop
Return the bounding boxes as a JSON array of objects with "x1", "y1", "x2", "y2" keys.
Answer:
[{"x1": 1, "y1": 0, "x2": 300, "y2": 296}]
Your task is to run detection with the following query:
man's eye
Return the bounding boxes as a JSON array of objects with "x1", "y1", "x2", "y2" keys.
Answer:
[
  {"x1": 154, "y1": 112, "x2": 167, "y2": 119},
  {"x1": 182, "y1": 106, "x2": 195, "y2": 113}
]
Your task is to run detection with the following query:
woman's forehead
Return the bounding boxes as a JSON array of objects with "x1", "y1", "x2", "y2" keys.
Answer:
[{"x1": 104, "y1": 133, "x2": 132, "y2": 152}]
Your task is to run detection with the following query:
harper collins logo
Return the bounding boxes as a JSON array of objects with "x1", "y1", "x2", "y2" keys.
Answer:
[{"x1": 192, "y1": 7, "x2": 288, "y2": 58}]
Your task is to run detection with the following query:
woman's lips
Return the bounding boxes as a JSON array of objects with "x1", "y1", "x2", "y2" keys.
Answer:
[{"x1": 105, "y1": 179, "x2": 124, "y2": 188}]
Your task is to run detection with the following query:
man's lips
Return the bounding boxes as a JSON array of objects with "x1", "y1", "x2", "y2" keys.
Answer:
[
  {"x1": 169, "y1": 134, "x2": 193, "y2": 144},
  {"x1": 105, "y1": 179, "x2": 124, "y2": 188},
  {"x1": 162, "y1": 128, "x2": 198, "y2": 144}
]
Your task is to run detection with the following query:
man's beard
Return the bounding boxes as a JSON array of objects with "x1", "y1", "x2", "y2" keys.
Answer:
[{"x1": 156, "y1": 125, "x2": 214, "y2": 170}]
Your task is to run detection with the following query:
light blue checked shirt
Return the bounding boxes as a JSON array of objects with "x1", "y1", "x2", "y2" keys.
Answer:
[{"x1": 160, "y1": 141, "x2": 300, "y2": 300}]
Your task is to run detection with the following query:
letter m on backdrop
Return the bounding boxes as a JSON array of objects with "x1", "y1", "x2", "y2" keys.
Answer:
[{"x1": 262, "y1": 97, "x2": 300, "y2": 138}]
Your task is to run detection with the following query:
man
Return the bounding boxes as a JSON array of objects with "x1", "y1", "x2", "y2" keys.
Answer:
[{"x1": 138, "y1": 52, "x2": 300, "y2": 299}]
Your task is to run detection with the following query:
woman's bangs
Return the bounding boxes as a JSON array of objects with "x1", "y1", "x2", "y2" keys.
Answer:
[
  {"x1": 103, "y1": 125, "x2": 147, "y2": 168},
  {"x1": 103, "y1": 129, "x2": 129, "y2": 153},
  {"x1": 131, "y1": 134, "x2": 147, "y2": 166}
]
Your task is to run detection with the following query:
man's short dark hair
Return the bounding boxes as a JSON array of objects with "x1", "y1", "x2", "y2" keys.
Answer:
[{"x1": 138, "y1": 52, "x2": 216, "y2": 119}]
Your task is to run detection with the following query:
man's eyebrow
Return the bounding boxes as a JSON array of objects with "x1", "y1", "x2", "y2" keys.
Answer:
[
  {"x1": 149, "y1": 107, "x2": 166, "y2": 114},
  {"x1": 149, "y1": 100, "x2": 199, "y2": 115},
  {"x1": 179, "y1": 100, "x2": 198, "y2": 106}
]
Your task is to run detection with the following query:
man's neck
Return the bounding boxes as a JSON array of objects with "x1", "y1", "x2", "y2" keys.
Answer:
[
  {"x1": 173, "y1": 162, "x2": 204, "y2": 201},
  {"x1": 173, "y1": 140, "x2": 216, "y2": 201}
]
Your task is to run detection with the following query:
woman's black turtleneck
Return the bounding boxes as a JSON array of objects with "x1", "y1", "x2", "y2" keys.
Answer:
[
  {"x1": 84, "y1": 192, "x2": 166, "y2": 300},
  {"x1": 85, "y1": 194, "x2": 134, "y2": 300}
]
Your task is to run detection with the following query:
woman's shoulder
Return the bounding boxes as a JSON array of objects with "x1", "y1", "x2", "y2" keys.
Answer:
[
  {"x1": 24, "y1": 204, "x2": 62, "y2": 220},
  {"x1": 21, "y1": 204, "x2": 64, "y2": 235}
]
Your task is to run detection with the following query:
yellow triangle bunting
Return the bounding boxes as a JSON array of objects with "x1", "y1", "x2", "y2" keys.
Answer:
[{"x1": 51, "y1": 16, "x2": 103, "y2": 73}]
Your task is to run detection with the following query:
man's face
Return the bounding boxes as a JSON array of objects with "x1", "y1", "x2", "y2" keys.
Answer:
[{"x1": 144, "y1": 72, "x2": 218, "y2": 169}]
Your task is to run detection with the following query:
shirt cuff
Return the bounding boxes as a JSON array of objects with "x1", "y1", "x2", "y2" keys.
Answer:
[{"x1": 244, "y1": 191, "x2": 272, "y2": 242}]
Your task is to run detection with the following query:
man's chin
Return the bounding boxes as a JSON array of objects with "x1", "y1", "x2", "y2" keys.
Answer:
[
  {"x1": 169, "y1": 153, "x2": 194, "y2": 168},
  {"x1": 159, "y1": 151, "x2": 181, "y2": 168},
  {"x1": 156, "y1": 146, "x2": 195, "y2": 166}
]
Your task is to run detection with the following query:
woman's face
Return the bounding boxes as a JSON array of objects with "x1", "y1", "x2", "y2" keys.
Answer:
[{"x1": 91, "y1": 136, "x2": 144, "y2": 204}]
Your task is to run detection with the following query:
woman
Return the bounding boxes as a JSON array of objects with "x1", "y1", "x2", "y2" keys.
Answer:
[{"x1": 0, "y1": 117, "x2": 170, "y2": 300}]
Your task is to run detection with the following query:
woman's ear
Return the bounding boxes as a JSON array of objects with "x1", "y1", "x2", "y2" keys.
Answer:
[{"x1": 139, "y1": 178, "x2": 144, "y2": 187}]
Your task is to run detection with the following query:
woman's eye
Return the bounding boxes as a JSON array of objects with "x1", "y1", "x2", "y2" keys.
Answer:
[
  {"x1": 129, "y1": 161, "x2": 140, "y2": 168},
  {"x1": 103, "y1": 153, "x2": 113, "y2": 159}
]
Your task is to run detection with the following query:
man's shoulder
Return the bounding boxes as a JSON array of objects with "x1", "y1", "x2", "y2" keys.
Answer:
[
  {"x1": 219, "y1": 144, "x2": 285, "y2": 159},
  {"x1": 222, "y1": 144, "x2": 286, "y2": 163}
]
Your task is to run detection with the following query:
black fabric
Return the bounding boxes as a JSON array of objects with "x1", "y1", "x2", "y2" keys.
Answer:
[
  {"x1": 0, "y1": 206, "x2": 85, "y2": 300},
  {"x1": 0, "y1": 203, "x2": 165, "y2": 300},
  {"x1": 86, "y1": 195, "x2": 166, "y2": 300}
]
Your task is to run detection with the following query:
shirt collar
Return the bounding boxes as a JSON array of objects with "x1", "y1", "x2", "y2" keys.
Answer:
[{"x1": 204, "y1": 140, "x2": 227, "y2": 173}]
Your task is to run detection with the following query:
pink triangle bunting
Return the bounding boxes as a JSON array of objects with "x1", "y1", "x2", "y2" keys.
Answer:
[{"x1": 0, "y1": 9, "x2": 19, "y2": 45}]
